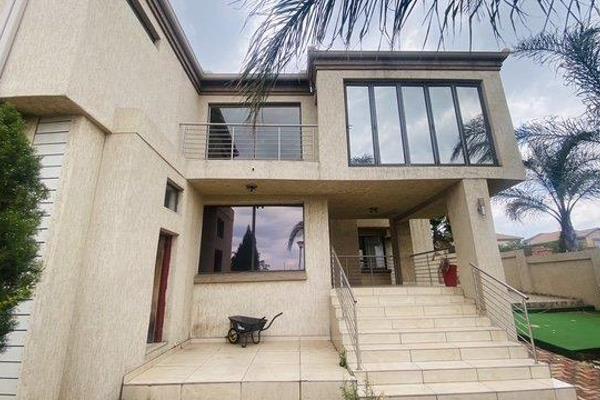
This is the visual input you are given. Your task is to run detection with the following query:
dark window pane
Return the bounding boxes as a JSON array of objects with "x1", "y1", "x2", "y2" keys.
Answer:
[
  {"x1": 216, "y1": 218, "x2": 224, "y2": 239},
  {"x1": 198, "y1": 206, "x2": 305, "y2": 273},
  {"x1": 373, "y1": 86, "x2": 405, "y2": 164},
  {"x1": 208, "y1": 106, "x2": 301, "y2": 160},
  {"x1": 456, "y1": 87, "x2": 494, "y2": 164},
  {"x1": 214, "y1": 250, "x2": 223, "y2": 272},
  {"x1": 254, "y1": 206, "x2": 304, "y2": 271},
  {"x1": 164, "y1": 182, "x2": 180, "y2": 211},
  {"x1": 401, "y1": 87, "x2": 435, "y2": 164},
  {"x1": 429, "y1": 87, "x2": 464, "y2": 164},
  {"x1": 346, "y1": 86, "x2": 375, "y2": 165}
]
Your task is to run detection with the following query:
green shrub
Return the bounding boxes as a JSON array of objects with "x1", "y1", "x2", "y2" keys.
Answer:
[{"x1": 0, "y1": 103, "x2": 46, "y2": 351}]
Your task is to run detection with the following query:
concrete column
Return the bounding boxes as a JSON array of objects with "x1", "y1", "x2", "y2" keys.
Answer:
[
  {"x1": 446, "y1": 179, "x2": 505, "y2": 299},
  {"x1": 391, "y1": 218, "x2": 434, "y2": 284}
]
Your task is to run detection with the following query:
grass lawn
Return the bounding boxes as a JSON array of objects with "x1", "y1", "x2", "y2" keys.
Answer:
[{"x1": 517, "y1": 310, "x2": 600, "y2": 358}]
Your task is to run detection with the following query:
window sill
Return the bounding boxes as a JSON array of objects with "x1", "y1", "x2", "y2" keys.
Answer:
[{"x1": 194, "y1": 271, "x2": 307, "y2": 284}]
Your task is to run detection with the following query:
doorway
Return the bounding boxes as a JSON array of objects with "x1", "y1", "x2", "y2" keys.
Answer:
[{"x1": 147, "y1": 233, "x2": 173, "y2": 343}]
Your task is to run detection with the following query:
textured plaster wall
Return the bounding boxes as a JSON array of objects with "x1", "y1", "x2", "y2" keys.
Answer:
[
  {"x1": 18, "y1": 116, "x2": 105, "y2": 400},
  {"x1": 191, "y1": 199, "x2": 331, "y2": 338},
  {"x1": 0, "y1": 0, "x2": 201, "y2": 147},
  {"x1": 501, "y1": 249, "x2": 600, "y2": 309}
]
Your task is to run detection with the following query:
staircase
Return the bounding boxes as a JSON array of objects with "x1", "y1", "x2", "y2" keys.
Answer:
[{"x1": 331, "y1": 286, "x2": 577, "y2": 399}]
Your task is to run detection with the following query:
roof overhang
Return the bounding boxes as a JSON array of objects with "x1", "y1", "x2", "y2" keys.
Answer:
[{"x1": 307, "y1": 49, "x2": 510, "y2": 84}]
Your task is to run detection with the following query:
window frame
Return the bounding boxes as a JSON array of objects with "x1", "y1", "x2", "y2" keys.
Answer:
[
  {"x1": 126, "y1": 0, "x2": 161, "y2": 44},
  {"x1": 344, "y1": 80, "x2": 498, "y2": 167},
  {"x1": 164, "y1": 179, "x2": 182, "y2": 212},
  {"x1": 198, "y1": 203, "x2": 306, "y2": 274}
]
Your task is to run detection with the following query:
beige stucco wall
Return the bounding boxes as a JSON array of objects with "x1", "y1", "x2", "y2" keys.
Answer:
[
  {"x1": 0, "y1": 0, "x2": 201, "y2": 148},
  {"x1": 19, "y1": 116, "x2": 204, "y2": 400},
  {"x1": 501, "y1": 249, "x2": 600, "y2": 309},
  {"x1": 191, "y1": 198, "x2": 332, "y2": 338}
]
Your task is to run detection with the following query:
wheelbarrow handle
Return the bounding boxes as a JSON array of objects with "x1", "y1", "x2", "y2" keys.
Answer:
[{"x1": 262, "y1": 312, "x2": 283, "y2": 331}]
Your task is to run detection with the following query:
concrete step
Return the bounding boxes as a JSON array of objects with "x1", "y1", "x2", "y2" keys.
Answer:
[
  {"x1": 340, "y1": 326, "x2": 508, "y2": 345},
  {"x1": 346, "y1": 341, "x2": 529, "y2": 364},
  {"x1": 332, "y1": 294, "x2": 472, "y2": 306},
  {"x1": 360, "y1": 379, "x2": 576, "y2": 399},
  {"x1": 353, "y1": 359, "x2": 551, "y2": 385},
  {"x1": 335, "y1": 303, "x2": 477, "y2": 319},
  {"x1": 337, "y1": 315, "x2": 491, "y2": 330}
]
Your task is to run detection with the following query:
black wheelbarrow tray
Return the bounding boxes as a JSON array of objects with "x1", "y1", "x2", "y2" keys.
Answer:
[{"x1": 226, "y1": 312, "x2": 283, "y2": 347}]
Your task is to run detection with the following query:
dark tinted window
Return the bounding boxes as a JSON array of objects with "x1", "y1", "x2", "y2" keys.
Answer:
[
  {"x1": 344, "y1": 83, "x2": 495, "y2": 166},
  {"x1": 164, "y1": 182, "x2": 181, "y2": 212},
  {"x1": 198, "y1": 205, "x2": 304, "y2": 273},
  {"x1": 208, "y1": 106, "x2": 301, "y2": 160}
]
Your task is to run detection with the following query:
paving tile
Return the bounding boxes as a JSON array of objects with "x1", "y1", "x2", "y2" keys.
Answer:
[
  {"x1": 181, "y1": 383, "x2": 240, "y2": 400},
  {"x1": 129, "y1": 366, "x2": 198, "y2": 384},
  {"x1": 243, "y1": 363, "x2": 299, "y2": 381},
  {"x1": 241, "y1": 381, "x2": 300, "y2": 400},
  {"x1": 121, "y1": 384, "x2": 182, "y2": 400}
]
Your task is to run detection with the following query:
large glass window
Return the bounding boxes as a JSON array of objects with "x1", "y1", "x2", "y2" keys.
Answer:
[
  {"x1": 373, "y1": 86, "x2": 405, "y2": 164},
  {"x1": 429, "y1": 87, "x2": 464, "y2": 164},
  {"x1": 198, "y1": 205, "x2": 305, "y2": 273},
  {"x1": 208, "y1": 105, "x2": 301, "y2": 160},
  {"x1": 345, "y1": 82, "x2": 496, "y2": 166},
  {"x1": 402, "y1": 86, "x2": 435, "y2": 164},
  {"x1": 346, "y1": 86, "x2": 375, "y2": 165}
]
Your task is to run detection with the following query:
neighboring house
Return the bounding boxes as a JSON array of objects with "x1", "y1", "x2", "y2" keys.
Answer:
[
  {"x1": 496, "y1": 233, "x2": 524, "y2": 247},
  {"x1": 526, "y1": 228, "x2": 600, "y2": 255},
  {"x1": 0, "y1": 1, "x2": 574, "y2": 399}
]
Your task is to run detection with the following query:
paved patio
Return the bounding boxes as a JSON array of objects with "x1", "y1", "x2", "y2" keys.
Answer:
[{"x1": 122, "y1": 339, "x2": 353, "y2": 400}]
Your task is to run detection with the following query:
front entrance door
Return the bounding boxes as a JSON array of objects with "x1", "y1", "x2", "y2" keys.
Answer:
[
  {"x1": 147, "y1": 233, "x2": 172, "y2": 343},
  {"x1": 359, "y1": 234, "x2": 387, "y2": 270}
]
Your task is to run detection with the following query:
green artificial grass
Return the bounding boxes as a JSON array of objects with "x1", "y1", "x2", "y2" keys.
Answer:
[{"x1": 517, "y1": 311, "x2": 600, "y2": 356}]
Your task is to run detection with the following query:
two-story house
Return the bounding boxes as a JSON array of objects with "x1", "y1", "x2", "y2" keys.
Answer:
[{"x1": 0, "y1": 0, "x2": 576, "y2": 399}]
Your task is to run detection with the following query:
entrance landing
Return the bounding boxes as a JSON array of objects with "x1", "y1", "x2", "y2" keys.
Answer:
[{"x1": 121, "y1": 338, "x2": 353, "y2": 400}]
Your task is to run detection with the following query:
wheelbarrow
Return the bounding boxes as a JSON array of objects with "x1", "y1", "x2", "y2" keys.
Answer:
[{"x1": 226, "y1": 312, "x2": 283, "y2": 348}]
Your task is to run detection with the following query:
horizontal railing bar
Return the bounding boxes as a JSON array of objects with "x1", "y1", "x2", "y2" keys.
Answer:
[
  {"x1": 410, "y1": 248, "x2": 452, "y2": 258},
  {"x1": 182, "y1": 122, "x2": 319, "y2": 128},
  {"x1": 470, "y1": 263, "x2": 529, "y2": 300}
]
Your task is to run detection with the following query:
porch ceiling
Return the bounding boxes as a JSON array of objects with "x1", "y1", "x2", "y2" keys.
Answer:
[{"x1": 190, "y1": 179, "x2": 457, "y2": 219}]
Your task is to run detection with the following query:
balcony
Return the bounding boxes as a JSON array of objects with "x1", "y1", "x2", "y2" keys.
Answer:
[{"x1": 181, "y1": 123, "x2": 318, "y2": 161}]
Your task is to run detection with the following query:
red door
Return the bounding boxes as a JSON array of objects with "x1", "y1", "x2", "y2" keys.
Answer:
[{"x1": 147, "y1": 233, "x2": 173, "y2": 343}]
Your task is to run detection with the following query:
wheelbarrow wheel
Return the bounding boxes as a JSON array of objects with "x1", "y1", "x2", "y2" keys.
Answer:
[
  {"x1": 227, "y1": 328, "x2": 239, "y2": 344},
  {"x1": 252, "y1": 331, "x2": 261, "y2": 344}
]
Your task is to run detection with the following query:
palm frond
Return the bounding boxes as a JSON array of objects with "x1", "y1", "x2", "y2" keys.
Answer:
[
  {"x1": 514, "y1": 25, "x2": 600, "y2": 121},
  {"x1": 237, "y1": 0, "x2": 599, "y2": 115}
]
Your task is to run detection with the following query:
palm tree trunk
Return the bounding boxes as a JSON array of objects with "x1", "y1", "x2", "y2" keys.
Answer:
[{"x1": 558, "y1": 215, "x2": 578, "y2": 252}]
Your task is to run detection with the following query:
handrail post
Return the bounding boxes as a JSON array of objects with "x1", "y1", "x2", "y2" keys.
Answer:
[
  {"x1": 353, "y1": 301, "x2": 362, "y2": 370},
  {"x1": 471, "y1": 266, "x2": 482, "y2": 313},
  {"x1": 230, "y1": 126, "x2": 235, "y2": 160},
  {"x1": 522, "y1": 298, "x2": 537, "y2": 362},
  {"x1": 277, "y1": 127, "x2": 281, "y2": 160}
]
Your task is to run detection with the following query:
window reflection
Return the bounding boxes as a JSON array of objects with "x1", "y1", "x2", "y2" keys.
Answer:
[
  {"x1": 428, "y1": 87, "x2": 464, "y2": 164},
  {"x1": 198, "y1": 206, "x2": 305, "y2": 273},
  {"x1": 346, "y1": 86, "x2": 375, "y2": 165},
  {"x1": 402, "y1": 87, "x2": 435, "y2": 164},
  {"x1": 374, "y1": 86, "x2": 405, "y2": 164},
  {"x1": 208, "y1": 106, "x2": 301, "y2": 160},
  {"x1": 344, "y1": 83, "x2": 496, "y2": 166},
  {"x1": 456, "y1": 87, "x2": 494, "y2": 164}
]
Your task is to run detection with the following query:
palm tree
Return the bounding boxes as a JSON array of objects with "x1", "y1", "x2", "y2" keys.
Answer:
[
  {"x1": 514, "y1": 25, "x2": 600, "y2": 123},
  {"x1": 237, "y1": 0, "x2": 597, "y2": 113},
  {"x1": 496, "y1": 118, "x2": 600, "y2": 252},
  {"x1": 287, "y1": 221, "x2": 304, "y2": 251}
]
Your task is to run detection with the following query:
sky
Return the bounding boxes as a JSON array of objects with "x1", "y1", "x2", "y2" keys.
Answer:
[{"x1": 171, "y1": 0, "x2": 600, "y2": 240}]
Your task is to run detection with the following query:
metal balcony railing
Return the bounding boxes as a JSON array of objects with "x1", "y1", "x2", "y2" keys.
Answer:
[
  {"x1": 181, "y1": 123, "x2": 318, "y2": 161},
  {"x1": 410, "y1": 248, "x2": 457, "y2": 286}
]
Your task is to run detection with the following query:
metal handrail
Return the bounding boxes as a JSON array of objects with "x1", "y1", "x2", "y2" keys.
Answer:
[
  {"x1": 469, "y1": 262, "x2": 537, "y2": 362},
  {"x1": 181, "y1": 122, "x2": 318, "y2": 161},
  {"x1": 410, "y1": 248, "x2": 456, "y2": 286},
  {"x1": 330, "y1": 248, "x2": 362, "y2": 370},
  {"x1": 336, "y1": 254, "x2": 395, "y2": 286}
]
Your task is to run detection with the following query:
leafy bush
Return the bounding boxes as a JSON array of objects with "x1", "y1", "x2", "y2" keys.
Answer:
[{"x1": 0, "y1": 103, "x2": 46, "y2": 351}]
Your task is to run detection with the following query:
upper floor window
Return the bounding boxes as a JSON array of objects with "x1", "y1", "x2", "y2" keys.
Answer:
[
  {"x1": 208, "y1": 105, "x2": 302, "y2": 160},
  {"x1": 126, "y1": 0, "x2": 160, "y2": 43},
  {"x1": 345, "y1": 82, "x2": 496, "y2": 166},
  {"x1": 164, "y1": 181, "x2": 181, "y2": 212}
]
